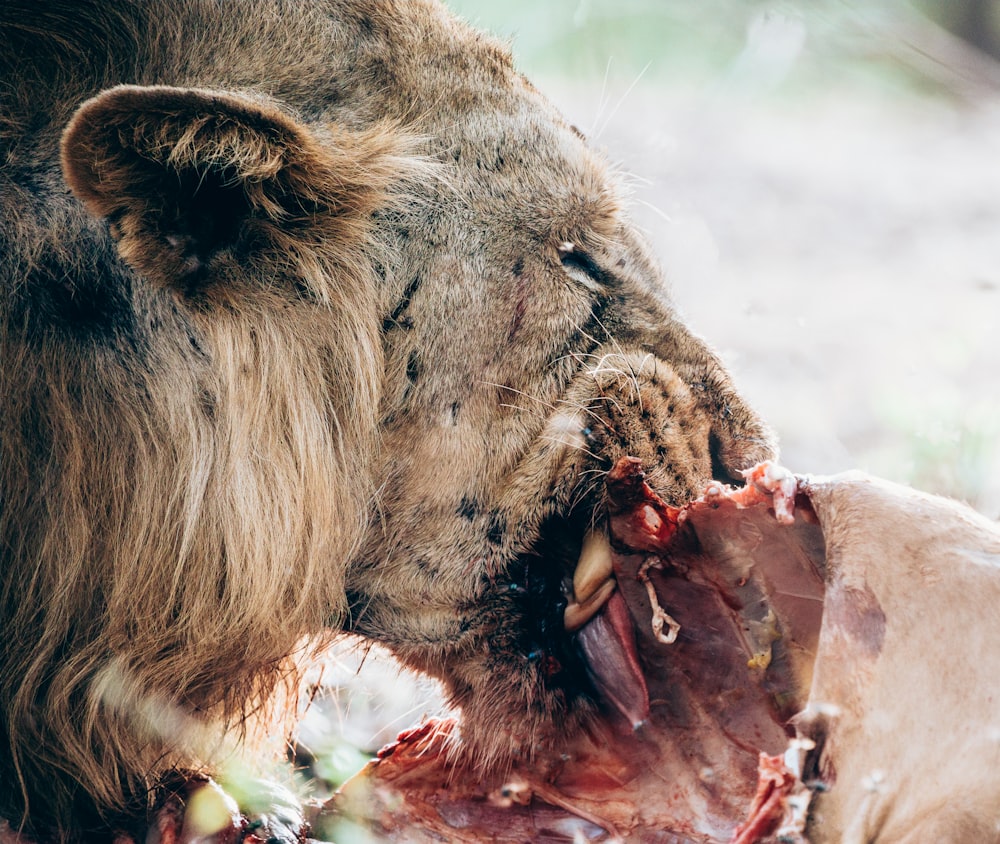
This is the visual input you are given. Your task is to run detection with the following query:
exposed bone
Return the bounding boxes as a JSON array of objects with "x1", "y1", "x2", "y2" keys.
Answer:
[
  {"x1": 638, "y1": 558, "x2": 680, "y2": 645},
  {"x1": 527, "y1": 781, "x2": 622, "y2": 840},
  {"x1": 773, "y1": 789, "x2": 812, "y2": 842},
  {"x1": 327, "y1": 462, "x2": 1000, "y2": 842},
  {"x1": 572, "y1": 529, "x2": 615, "y2": 604},
  {"x1": 489, "y1": 779, "x2": 532, "y2": 808},
  {"x1": 564, "y1": 578, "x2": 617, "y2": 632},
  {"x1": 741, "y1": 461, "x2": 798, "y2": 525}
]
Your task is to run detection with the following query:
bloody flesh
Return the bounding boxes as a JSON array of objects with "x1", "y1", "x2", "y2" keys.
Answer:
[{"x1": 323, "y1": 457, "x2": 828, "y2": 842}]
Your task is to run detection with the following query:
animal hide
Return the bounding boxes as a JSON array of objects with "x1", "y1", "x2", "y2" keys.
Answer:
[{"x1": 320, "y1": 461, "x2": 1000, "y2": 843}]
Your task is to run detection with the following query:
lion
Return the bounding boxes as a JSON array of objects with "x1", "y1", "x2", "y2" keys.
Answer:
[{"x1": 0, "y1": 0, "x2": 775, "y2": 839}]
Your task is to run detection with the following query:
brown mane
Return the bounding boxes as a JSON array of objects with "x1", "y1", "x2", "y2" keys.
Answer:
[{"x1": 0, "y1": 0, "x2": 421, "y2": 831}]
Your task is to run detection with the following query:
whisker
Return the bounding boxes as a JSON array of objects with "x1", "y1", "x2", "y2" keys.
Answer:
[
  {"x1": 569, "y1": 478, "x2": 606, "y2": 514},
  {"x1": 633, "y1": 197, "x2": 674, "y2": 224},
  {"x1": 554, "y1": 396, "x2": 612, "y2": 430},
  {"x1": 498, "y1": 402, "x2": 546, "y2": 419},
  {"x1": 589, "y1": 55, "x2": 615, "y2": 135},
  {"x1": 478, "y1": 380, "x2": 557, "y2": 411},
  {"x1": 549, "y1": 350, "x2": 605, "y2": 368},
  {"x1": 589, "y1": 313, "x2": 629, "y2": 361},
  {"x1": 595, "y1": 61, "x2": 651, "y2": 141},
  {"x1": 591, "y1": 392, "x2": 626, "y2": 417},
  {"x1": 538, "y1": 435, "x2": 603, "y2": 463}
]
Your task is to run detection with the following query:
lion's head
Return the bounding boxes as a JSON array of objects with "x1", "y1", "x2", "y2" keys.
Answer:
[{"x1": 0, "y1": 0, "x2": 774, "y2": 838}]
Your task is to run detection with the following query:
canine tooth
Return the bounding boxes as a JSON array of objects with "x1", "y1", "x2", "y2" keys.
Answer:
[
  {"x1": 564, "y1": 579, "x2": 617, "y2": 632},
  {"x1": 573, "y1": 529, "x2": 614, "y2": 604}
]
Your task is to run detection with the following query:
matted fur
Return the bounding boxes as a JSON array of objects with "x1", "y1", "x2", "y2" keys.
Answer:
[{"x1": 1, "y1": 0, "x2": 776, "y2": 839}]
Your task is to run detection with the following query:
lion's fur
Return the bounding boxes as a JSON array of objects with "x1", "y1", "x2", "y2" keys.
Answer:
[{"x1": 0, "y1": 0, "x2": 776, "y2": 838}]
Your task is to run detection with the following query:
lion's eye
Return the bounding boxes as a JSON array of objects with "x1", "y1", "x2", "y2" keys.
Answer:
[{"x1": 558, "y1": 243, "x2": 610, "y2": 293}]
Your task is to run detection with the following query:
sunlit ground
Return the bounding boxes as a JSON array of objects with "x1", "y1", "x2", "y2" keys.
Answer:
[{"x1": 305, "y1": 0, "x2": 1000, "y2": 811}]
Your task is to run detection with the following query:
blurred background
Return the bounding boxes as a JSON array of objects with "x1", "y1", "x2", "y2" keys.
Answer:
[
  {"x1": 309, "y1": 1, "x2": 1000, "y2": 828},
  {"x1": 445, "y1": 0, "x2": 1000, "y2": 517}
]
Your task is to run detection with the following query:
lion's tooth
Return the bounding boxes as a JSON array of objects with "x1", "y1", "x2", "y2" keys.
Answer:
[
  {"x1": 564, "y1": 578, "x2": 617, "y2": 632},
  {"x1": 573, "y1": 529, "x2": 614, "y2": 604}
]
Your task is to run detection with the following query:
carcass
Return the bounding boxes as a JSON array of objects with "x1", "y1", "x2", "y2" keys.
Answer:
[{"x1": 322, "y1": 460, "x2": 1000, "y2": 843}]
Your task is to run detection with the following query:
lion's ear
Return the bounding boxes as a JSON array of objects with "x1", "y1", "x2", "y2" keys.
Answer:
[{"x1": 61, "y1": 85, "x2": 405, "y2": 295}]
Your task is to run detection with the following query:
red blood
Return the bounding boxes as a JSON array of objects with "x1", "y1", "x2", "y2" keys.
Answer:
[{"x1": 730, "y1": 753, "x2": 798, "y2": 844}]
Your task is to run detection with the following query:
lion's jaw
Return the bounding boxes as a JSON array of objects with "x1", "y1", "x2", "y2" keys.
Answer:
[
  {"x1": 318, "y1": 7, "x2": 778, "y2": 763},
  {"x1": 314, "y1": 9, "x2": 778, "y2": 759},
  {"x1": 345, "y1": 335, "x2": 772, "y2": 765}
]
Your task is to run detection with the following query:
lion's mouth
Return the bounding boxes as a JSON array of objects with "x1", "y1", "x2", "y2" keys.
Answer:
[
  {"x1": 521, "y1": 459, "x2": 690, "y2": 731},
  {"x1": 565, "y1": 528, "x2": 652, "y2": 729},
  {"x1": 331, "y1": 459, "x2": 831, "y2": 841},
  {"x1": 547, "y1": 457, "x2": 809, "y2": 736}
]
